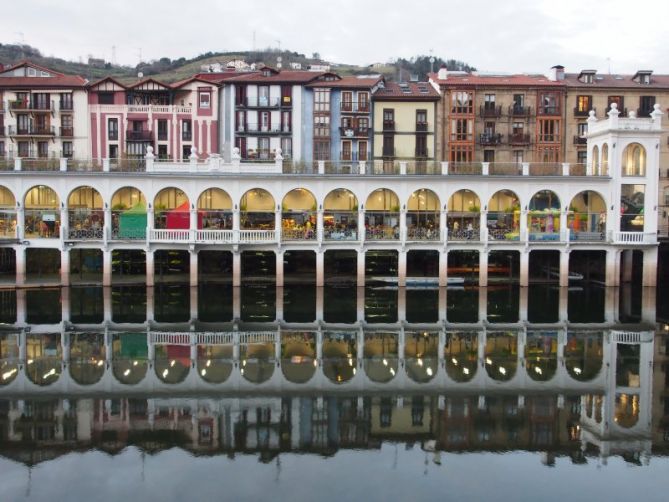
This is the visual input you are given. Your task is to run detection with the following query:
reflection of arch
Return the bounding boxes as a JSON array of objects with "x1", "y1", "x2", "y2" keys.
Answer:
[
  {"x1": 622, "y1": 143, "x2": 646, "y2": 176},
  {"x1": 485, "y1": 332, "x2": 518, "y2": 381},
  {"x1": 69, "y1": 333, "x2": 106, "y2": 385},
  {"x1": 525, "y1": 332, "x2": 557, "y2": 382},
  {"x1": 281, "y1": 333, "x2": 316, "y2": 384},
  {"x1": 0, "y1": 334, "x2": 20, "y2": 385},
  {"x1": 324, "y1": 189, "x2": 358, "y2": 210},
  {"x1": 601, "y1": 143, "x2": 609, "y2": 175},
  {"x1": 155, "y1": 345, "x2": 190, "y2": 384},
  {"x1": 615, "y1": 394, "x2": 639, "y2": 428},
  {"x1": 197, "y1": 345, "x2": 233, "y2": 383},
  {"x1": 445, "y1": 332, "x2": 477, "y2": 382},
  {"x1": 24, "y1": 185, "x2": 59, "y2": 208},
  {"x1": 26, "y1": 334, "x2": 61, "y2": 386},
  {"x1": 240, "y1": 343, "x2": 275, "y2": 383},
  {"x1": 365, "y1": 189, "x2": 399, "y2": 211},
  {"x1": 0, "y1": 186, "x2": 16, "y2": 207},
  {"x1": 405, "y1": 332, "x2": 438, "y2": 383},
  {"x1": 197, "y1": 188, "x2": 232, "y2": 210},
  {"x1": 592, "y1": 145, "x2": 599, "y2": 174},
  {"x1": 565, "y1": 333, "x2": 603, "y2": 381},
  {"x1": 282, "y1": 188, "x2": 316, "y2": 211},
  {"x1": 323, "y1": 333, "x2": 357, "y2": 384},
  {"x1": 111, "y1": 333, "x2": 148, "y2": 385},
  {"x1": 363, "y1": 333, "x2": 398, "y2": 383}
]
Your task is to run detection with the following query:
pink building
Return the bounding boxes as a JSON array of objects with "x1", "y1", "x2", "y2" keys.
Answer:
[{"x1": 87, "y1": 75, "x2": 220, "y2": 161}]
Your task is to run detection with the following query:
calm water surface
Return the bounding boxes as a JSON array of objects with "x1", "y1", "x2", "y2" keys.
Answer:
[{"x1": 0, "y1": 283, "x2": 667, "y2": 502}]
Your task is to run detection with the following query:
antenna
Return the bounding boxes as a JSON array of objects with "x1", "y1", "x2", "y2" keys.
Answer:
[
  {"x1": 276, "y1": 39, "x2": 281, "y2": 52},
  {"x1": 111, "y1": 45, "x2": 117, "y2": 66}
]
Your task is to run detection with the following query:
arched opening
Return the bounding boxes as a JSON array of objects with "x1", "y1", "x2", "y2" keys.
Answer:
[
  {"x1": 486, "y1": 190, "x2": 520, "y2": 241},
  {"x1": 525, "y1": 332, "x2": 557, "y2": 382},
  {"x1": 197, "y1": 188, "x2": 232, "y2": 230},
  {"x1": 565, "y1": 333, "x2": 603, "y2": 381},
  {"x1": 240, "y1": 341, "x2": 275, "y2": 383},
  {"x1": 365, "y1": 189, "x2": 399, "y2": 240},
  {"x1": 323, "y1": 189, "x2": 358, "y2": 241},
  {"x1": 447, "y1": 189, "x2": 481, "y2": 240},
  {"x1": 615, "y1": 394, "x2": 640, "y2": 428},
  {"x1": 601, "y1": 143, "x2": 609, "y2": 175},
  {"x1": 484, "y1": 332, "x2": 518, "y2": 381},
  {"x1": 405, "y1": 332, "x2": 438, "y2": 383},
  {"x1": 622, "y1": 143, "x2": 646, "y2": 176},
  {"x1": 112, "y1": 333, "x2": 148, "y2": 384},
  {"x1": 26, "y1": 334, "x2": 61, "y2": 386},
  {"x1": 445, "y1": 332, "x2": 478, "y2": 382},
  {"x1": 282, "y1": 188, "x2": 317, "y2": 240},
  {"x1": 0, "y1": 186, "x2": 17, "y2": 240},
  {"x1": 620, "y1": 184, "x2": 645, "y2": 232},
  {"x1": 197, "y1": 345, "x2": 233, "y2": 383},
  {"x1": 0, "y1": 333, "x2": 20, "y2": 385},
  {"x1": 153, "y1": 187, "x2": 189, "y2": 229},
  {"x1": 240, "y1": 188, "x2": 275, "y2": 230},
  {"x1": 568, "y1": 191, "x2": 606, "y2": 241},
  {"x1": 111, "y1": 187, "x2": 147, "y2": 239},
  {"x1": 24, "y1": 185, "x2": 60, "y2": 238},
  {"x1": 67, "y1": 186, "x2": 104, "y2": 239},
  {"x1": 281, "y1": 332, "x2": 316, "y2": 383},
  {"x1": 363, "y1": 332, "x2": 398, "y2": 383},
  {"x1": 155, "y1": 344, "x2": 190, "y2": 384},
  {"x1": 323, "y1": 332, "x2": 357, "y2": 384},
  {"x1": 69, "y1": 332, "x2": 105, "y2": 385},
  {"x1": 407, "y1": 189, "x2": 440, "y2": 240},
  {"x1": 528, "y1": 190, "x2": 560, "y2": 240},
  {"x1": 591, "y1": 145, "x2": 600, "y2": 175}
]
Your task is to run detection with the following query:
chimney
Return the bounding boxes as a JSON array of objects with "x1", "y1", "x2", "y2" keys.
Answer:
[
  {"x1": 548, "y1": 65, "x2": 565, "y2": 81},
  {"x1": 437, "y1": 64, "x2": 448, "y2": 80}
]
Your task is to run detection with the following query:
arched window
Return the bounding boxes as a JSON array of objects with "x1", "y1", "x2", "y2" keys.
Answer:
[
  {"x1": 622, "y1": 143, "x2": 646, "y2": 176},
  {"x1": 591, "y1": 145, "x2": 599, "y2": 175}
]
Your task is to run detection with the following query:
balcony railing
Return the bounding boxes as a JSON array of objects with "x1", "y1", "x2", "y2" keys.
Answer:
[
  {"x1": 126, "y1": 130, "x2": 153, "y2": 141},
  {"x1": 415, "y1": 122, "x2": 428, "y2": 132},
  {"x1": 241, "y1": 96, "x2": 281, "y2": 107},
  {"x1": 238, "y1": 123, "x2": 286, "y2": 133},
  {"x1": 340, "y1": 126, "x2": 370, "y2": 137},
  {"x1": 480, "y1": 105, "x2": 502, "y2": 118},
  {"x1": 182, "y1": 131, "x2": 192, "y2": 141},
  {"x1": 605, "y1": 106, "x2": 627, "y2": 117},
  {"x1": 108, "y1": 131, "x2": 119, "y2": 141},
  {"x1": 8, "y1": 125, "x2": 55, "y2": 136},
  {"x1": 573, "y1": 135, "x2": 587, "y2": 145},
  {"x1": 157, "y1": 131, "x2": 168, "y2": 141},
  {"x1": 382, "y1": 120, "x2": 395, "y2": 131},
  {"x1": 341, "y1": 102, "x2": 370, "y2": 113},
  {"x1": 478, "y1": 133, "x2": 503, "y2": 146},
  {"x1": 60, "y1": 127, "x2": 74, "y2": 138},
  {"x1": 381, "y1": 147, "x2": 396, "y2": 157},
  {"x1": 508, "y1": 133, "x2": 530, "y2": 145},
  {"x1": 9, "y1": 100, "x2": 55, "y2": 112},
  {"x1": 538, "y1": 106, "x2": 560, "y2": 115},
  {"x1": 573, "y1": 106, "x2": 594, "y2": 117},
  {"x1": 59, "y1": 100, "x2": 74, "y2": 111},
  {"x1": 509, "y1": 105, "x2": 531, "y2": 117}
]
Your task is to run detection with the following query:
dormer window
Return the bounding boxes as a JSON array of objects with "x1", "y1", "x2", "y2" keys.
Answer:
[
  {"x1": 633, "y1": 70, "x2": 652, "y2": 84},
  {"x1": 262, "y1": 69, "x2": 272, "y2": 77},
  {"x1": 640, "y1": 74, "x2": 650, "y2": 84},
  {"x1": 578, "y1": 70, "x2": 596, "y2": 84}
]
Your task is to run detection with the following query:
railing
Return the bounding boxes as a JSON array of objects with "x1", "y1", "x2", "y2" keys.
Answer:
[
  {"x1": 60, "y1": 127, "x2": 74, "y2": 138},
  {"x1": 448, "y1": 227, "x2": 480, "y2": 241},
  {"x1": 406, "y1": 161, "x2": 440, "y2": 175},
  {"x1": 68, "y1": 227, "x2": 104, "y2": 240},
  {"x1": 573, "y1": 135, "x2": 587, "y2": 145},
  {"x1": 538, "y1": 106, "x2": 560, "y2": 115},
  {"x1": 239, "y1": 229, "x2": 277, "y2": 243},
  {"x1": 368, "y1": 160, "x2": 400, "y2": 175},
  {"x1": 111, "y1": 227, "x2": 146, "y2": 240},
  {"x1": 157, "y1": 131, "x2": 168, "y2": 141},
  {"x1": 449, "y1": 162, "x2": 482, "y2": 175},
  {"x1": 573, "y1": 106, "x2": 593, "y2": 117},
  {"x1": 415, "y1": 122, "x2": 428, "y2": 132},
  {"x1": 126, "y1": 130, "x2": 152, "y2": 141},
  {"x1": 529, "y1": 163, "x2": 561, "y2": 176},
  {"x1": 8, "y1": 125, "x2": 55, "y2": 136},
  {"x1": 150, "y1": 229, "x2": 190, "y2": 242},
  {"x1": 339, "y1": 127, "x2": 370, "y2": 137},
  {"x1": 59, "y1": 100, "x2": 73, "y2": 111},
  {"x1": 509, "y1": 105, "x2": 531, "y2": 117},
  {"x1": 406, "y1": 228, "x2": 440, "y2": 241},
  {"x1": 480, "y1": 105, "x2": 502, "y2": 118},
  {"x1": 449, "y1": 133, "x2": 473, "y2": 142},
  {"x1": 324, "y1": 227, "x2": 358, "y2": 241},
  {"x1": 108, "y1": 131, "x2": 119, "y2": 141},
  {"x1": 282, "y1": 228, "x2": 317, "y2": 240},
  {"x1": 242, "y1": 96, "x2": 281, "y2": 107},
  {"x1": 381, "y1": 148, "x2": 396, "y2": 157},
  {"x1": 508, "y1": 133, "x2": 530, "y2": 145},
  {"x1": 9, "y1": 100, "x2": 54, "y2": 112},
  {"x1": 238, "y1": 123, "x2": 284, "y2": 133},
  {"x1": 382, "y1": 121, "x2": 395, "y2": 131},
  {"x1": 610, "y1": 231, "x2": 656, "y2": 244},
  {"x1": 478, "y1": 133, "x2": 503, "y2": 146},
  {"x1": 489, "y1": 163, "x2": 521, "y2": 176},
  {"x1": 195, "y1": 229, "x2": 234, "y2": 243},
  {"x1": 569, "y1": 163, "x2": 587, "y2": 176},
  {"x1": 340, "y1": 102, "x2": 370, "y2": 113},
  {"x1": 110, "y1": 158, "x2": 146, "y2": 172},
  {"x1": 366, "y1": 226, "x2": 400, "y2": 240},
  {"x1": 20, "y1": 158, "x2": 60, "y2": 171}
]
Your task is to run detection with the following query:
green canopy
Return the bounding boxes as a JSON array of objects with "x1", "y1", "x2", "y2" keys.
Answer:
[
  {"x1": 119, "y1": 202, "x2": 147, "y2": 238},
  {"x1": 117, "y1": 333, "x2": 148, "y2": 358}
]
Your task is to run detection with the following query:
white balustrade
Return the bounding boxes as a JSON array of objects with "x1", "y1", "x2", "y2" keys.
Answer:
[
  {"x1": 150, "y1": 229, "x2": 191, "y2": 242},
  {"x1": 195, "y1": 229, "x2": 234, "y2": 243},
  {"x1": 239, "y1": 229, "x2": 276, "y2": 243},
  {"x1": 239, "y1": 332, "x2": 277, "y2": 344},
  {"x1": 610, "y1": 231, "x2": 656, "y2": 244}
]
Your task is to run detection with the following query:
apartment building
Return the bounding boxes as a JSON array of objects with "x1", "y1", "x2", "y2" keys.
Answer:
[
  {"x1": 87, "y1": 75, "x2": 220, "y2": 161},
  {"x1": 0, "y1": 61, "x2": 89, "y2": 160},
  {"x1": 429, "y1": 65, "x2": 566, "y2": 168},
  {"x1": 306, "y1": 75, "x2": 383, "y2": 163},
  {"x1": 372, "y1": 81, "x2": 440, "y2": 171}
]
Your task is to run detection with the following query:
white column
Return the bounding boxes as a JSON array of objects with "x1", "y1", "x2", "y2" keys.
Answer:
[
  {"x1": 359, "y1": 209, "x2": 365, "y2": 243},
  {"x1": 520, "y1": 209, "x2": 528, "y2": 242},
  {"x1": 642, "y1": 247, "x2": 658, "y2": 287},
  {"x1": 15, "y1": 246, "x2": 25, "y2": 287},
  {"x1": 519, "y1": 286, "x2": 528, "y2": 322},
  {"x1": 276, "y1": 250, "x2": 284, "y2": 287},
  {"x1": 232, "y1": 285, "x2": 241, "y2": 320},
  {"x1": 398, "y1": 250, "x2": 407, "y2": 287},
  {"x1": 605, "y1": 249, "x2": 620, "y2": 287},
  {"x1": 479, "y1": 251, "x2": 488, "y2": 287},
  {"x1": 480, "y1": 210, "x2": 488, "y2": 241},
  {"x1": 103, "y1": 206, "x2": 112, "y2": 242},
  {"x1": 102, "y1": 249, "x2": 112, "y2": 287},
  {"x1": 276, "y1": 286, "x2": 284, "y2": 321},
  {"x1": 399, "y1": 209, "x2": 407, "y2": 243},
  {"x1": 316, "y1": 250, "x2": 324, "y2": 287},
  {"x1": 190, "y1": 208, "x2": 198, "y2": 238},
  {"x1": 317, "y1": 209, "x2": 324, "y2": 244},
  {"x1": 232, "y1": 209, "x2": 240, "y2": 243},
  {"x1": 16, "y1": 207, "x2": 25, "y2": 241},
  {"x1": 440, "y1": 209, "x2": 447, "y2": 242},
  {"x1": 190, "y1": 250, "x2": 198, "y2": 287},
  {"x1": 61, "y1": 287, "x2": 70, "y2": 323},
  {"x1": 357, "y1": 250, "x2": 365, "y2": 287},
  {"x1": 146, "y1": 287, "x2": 154, "y2": 322},
  {"x1": 357, "y1": 286, "x2": 365, "y2": 323},
  {"x1": 560, "y1": 210, "x2": 568, "y2": 242},
  {"x1": 559, "y1": 286, "x2": 568, "y2": 322},
  {"x1": 103, "y1": 286, "x2": 112, "y2": 323},
  {"x1": 61, "y1": 249, "x2": 70, "y2": 286},
  {"x1": 275, "y1": 209, "x2": 282, "y2": 242},
  {"x1": 232, "y1": 251, "x2": 241, "y2": 287},
  {"x1": 559, "y1": 250, "x2": 570, "y2": 287},
  {"x1": 438, "y1": 250, "x2": 448, "y2": 287},
  {"x1": 190, "y1": 281, "x2": 198, "y2": 321},
  {"x1": 146, "y1": 250, "x2": 155, "y2": 287},
  {"x1": 316, "y1": 286, "x2": 324, "y2": 322},
  {"x1": 397, "y1": 286, "x2": 406, "y2": 322},
  {"x1": 519, "y1": 250, "x2": 529, "y2": 287},
  {"x1": 478, "y1": 288, "x2": 487, "y2": 322}
]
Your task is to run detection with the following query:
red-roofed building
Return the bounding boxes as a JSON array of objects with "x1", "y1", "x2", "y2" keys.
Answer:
[
  {"x1": 87, "y1": 75, "x2": 220, "y2": 161},
  {"x1": 0, "y1": 61, "x2": 89, "y2": 160}
]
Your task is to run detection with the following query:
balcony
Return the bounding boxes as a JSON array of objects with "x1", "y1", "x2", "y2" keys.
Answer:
[
  {"x1": 60, "y1": 127, "x2": 74, "y2": 138},
  {"x1": 382, "y1": 120, "x2": 395, "y2": 131},
  {"x1": 182, "y1": 131, "x2": 192, "y2": 141},
  {"x1": 415, "y1": 122, "x2": 428, "y2": 132},
  {"x1": 478, "y1": 133, "x2": 503, "y2": 146},
  {"x1": 573, "y1": 135, "x2": 587, "y2": 145},
  {"x1": 509, "y1": 105, "x2": 531, "y2": 117},
  {"x1": 573, "y1": 106, "x2": 594, "y2": 117},
  {"x1": 480, "y1": 105, "x2": 502, "y2": 118},
  {"x1": 538, "y1": 106, "x2": 560, "y2": 116},
  {"x1": 59, "y1": 100, "x2": 74, "y2": 111},
  {"x1": 538, "y1": 134, "x2": 559, "y2": 144},
  {"x1": 8, "y1": 125, "x2": 55, "y2": 136},
  {"x1": 126, "y1": 130, "x2": 153, "y2": 141},
  {"x1": 637, "y1": 107, "x2": 654, "y2": 117},
  {"x1": 239, "y1": 96, "x2": 281, "y2": 108},
  {"x1": 340, "y1": 102, "x2": 370, "y2": 113},
  {"x1": 238, "y1": 123, "x2": 289, "y2": 134},
  {"x1": 9, "y1": 100, "x2": 55, "y2": 113},
  {"x1": 339, "y1": 126, "x2": 370, "y2": 138},
  {"x1": 508, "y1": 133, "x2": 530, "y2": 146}
]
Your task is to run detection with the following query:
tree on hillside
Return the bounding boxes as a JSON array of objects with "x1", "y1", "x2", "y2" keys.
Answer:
[{"x1": 393, "y1": 55, "x2": 476, "y2": 79}]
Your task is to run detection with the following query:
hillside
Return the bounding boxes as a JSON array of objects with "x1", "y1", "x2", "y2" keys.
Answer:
[{"x1": 0, "y1": 43, "x2": 475, "y2": 83}]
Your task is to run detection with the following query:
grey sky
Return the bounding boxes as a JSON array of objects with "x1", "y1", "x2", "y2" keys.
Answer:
[{"x1": 4, "y1": 0, "x2": 669, "y2": 74}]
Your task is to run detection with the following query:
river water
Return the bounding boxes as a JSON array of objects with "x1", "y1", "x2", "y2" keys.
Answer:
[{"x1": 0, "y1": 283, "x2": 667, "y2": 501}]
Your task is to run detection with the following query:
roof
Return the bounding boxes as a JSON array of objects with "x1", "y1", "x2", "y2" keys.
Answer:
[
  {"x1": 193, "y1": 71, "x2": 243, "y2": 84},
  {"x1": 307, "y1": 75, "x2": 383, "y2": 89},
  {"x1": 373, "y1": 81, "x2": 440, "y2": 101},
  {"x1": 0, "y1": 60, "x2": 87, "y2": 89},
  {"x1": 224, "y1": 69, "x2": 326, "y2": 84},
  {"x1": 429, "y1": 72, "x2": 563, "y2": 88},
  {"x1": 87, "y1": 76, "x2": 128, "y2": 90},
  {"x1": 563, "y1": 72, "x2": 669, "y2": 89},
  {"x1": 170, "y1": 76, "x2": 220, "y2": 89}
]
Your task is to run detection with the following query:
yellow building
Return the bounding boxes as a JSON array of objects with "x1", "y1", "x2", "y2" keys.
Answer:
[{"x1": 372, "y1": 81, "x2": 440, "y2": 173}]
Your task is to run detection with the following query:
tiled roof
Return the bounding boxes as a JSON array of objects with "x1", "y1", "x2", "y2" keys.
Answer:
[
  {"x1": 0, "y1": 60, "x2": 86, "y2": 88},
  {"x1": 224, "y1": 69, "x2": 325, "y2": 84},
  {"x1": 170, "y1": 76, "x2": 221, "y2": 89},
  {"x1": 373, "y1": 81, "x2": 440, "y2": 100},
  {"x1": 87, "y1": 76, "x2": 128, "y2": 90},
  {"x1": 429, "y1": 72, "x2": 563, "y2": 88},
  {"x1": 193, "y1": 72, "x2": 243, "y2": 84},
  {"x1": 563, "y1": 73, "x2": 669, "y2": 89},
  {"x1": 307, "y1": 75, "x2": 383, "y2": 89}
]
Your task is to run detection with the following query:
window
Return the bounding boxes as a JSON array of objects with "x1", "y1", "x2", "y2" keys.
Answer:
[
  {"x1": 0, "y1": 141, "x2": 4, "y2": 156},
  {"x1": 314, "y1": 89, "x2": 330, "y2": 112},
  {"x1": 314, "y1": 140, "x2": 330, "y2": 160},
  {"x1": 577, "y1": 150, "x2": 587, "y2": 164},
  {"x1": 622, "y1": 143, "x2": 646, "y2": 176},
  {"x1": 260, "y1": 111, "x2": 270, "y2": 132},
  {"x1": 341, "y1": 91, "x2": 353, "y2": 111},
  {"x1": 182, "y1": 145, "x2": 192, "y2": 160},
  {"x1": 577, "y1": 123, "x2": 588, "y2": 137},
  {"x1": 664, "y1": 187, "x2": 669, "y2": 206},
  {"x1": 158, "y1": 144, "x2": 168, "y2": 159},
  {"x1": 62, "y1": 142, "x2": 73, "y2": 158},
  {"x1": 109, "y1": 144, "x2": 118, "y2": 159},
  {"x1": 483, "y1": 121, "x2": 495, "y2": 136},
  {"x1": 341, "y1": 141, "x2": 352, "y2": 160},
  {"x1": 451, "y1": 119, "x2": 472, "y2": 141},
  {"x1": 576, "y1": 95, "x2": 592, "y2": 114},
  {"x1": 182, "y1": 120, "x2": 192, "y2": 141},
  {"x1": 512, "y1": 121, "x2": 524, "y2": 135},
  {"x1": 383, "y1": 109, "x2": 394, "y2": 130},
  {"x1": 484, "y1": 150, "x2": 495, "y2": 163},
  {"x1": 358, "y1": 92, "x2": 369, "y2": 112},
  {"x1": 18, "y1": 141, "x2": 30, "y2": 157},
  {"x1": 98, "y1": 92, "x2": 114, "y2": 105},
  {"x1": 281, "y1": 111, "x2": 291, "y2": 132},
  {"x1": 538, "y1": 119, "x2": 559, "y2": 142},
  {"x1": 258, "y1": 86, "x2": 270, "y2": 106},
  {"x1": 513, "y1": 94, "x2": 525, "y2": 111},
  {"x1": 449, "y1": 145, "x2": 472, "y2": 163},
  {"x1": 451, "y1": 91, "x2": 473, "y2": 114},
  {"x1": 281, "y1": 137, "x2": 292, "y2": 158},
  {"x1": 314, "y1": 115, "x2": 330, "y2": 137},
  {"x1": 639, "y1": 96, "x2": 655, "y2": 116},
  {"x1": 484, "y1": 94, "x2": 496, "y2": 110},
  {"x1": 37, "y1": 141, "x2": 49, "y2": 158},
  {"x1": 358, "y1": 141, "x2": 368, "y2": 161},
  {"x1": 620, "y1": 184, "x2": 645, "y2": 231},
  {"x1": 157, "y1": 120, "x2": 168, "y2": 141},
  {"x1": 416, "y1": 109, "x2": 427, "y2": 131},
  {"x1": 60, "y1": 93, "x2": 73, "y2": 110},
  {"x1": 382, "y1": 135, "x2": 394, "y2": 156},
  {"x1": 358, "y1": 117, "x2": 369, "y2": 133},
  {"x1": 108, "y1": 118, "x2": 118, "y2": 141},
  {"x1": 198, "y1": 92, "x2": 211, "y2": 109},
  {"x1": 513, "y1": 150, "x2": 523, "y2": 164},
  {"x1": 539, "y1": 92, "x2": 559, "y2": 115},
  {"x1": 608, "y1": 96, "x2": 624, "y2": 114},
  {"x1": 415, "y1": 135, "x2": 428, "y2": 157},
  {"x1": 61, "y1": 115, "x2": 73, "y2": 137}
]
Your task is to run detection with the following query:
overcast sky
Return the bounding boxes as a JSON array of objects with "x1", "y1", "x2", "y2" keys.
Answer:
[{"x1": 4, "y1": 0, "x2": 669, "y2": 74}]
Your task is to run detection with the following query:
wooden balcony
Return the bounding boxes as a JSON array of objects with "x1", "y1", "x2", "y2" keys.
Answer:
[
  {"x1": 480, "y1": 105, "x2": 502, "y2": 118},
  {"x1": 509, "y1": 105, "x2": 532, "y2": 117}
]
